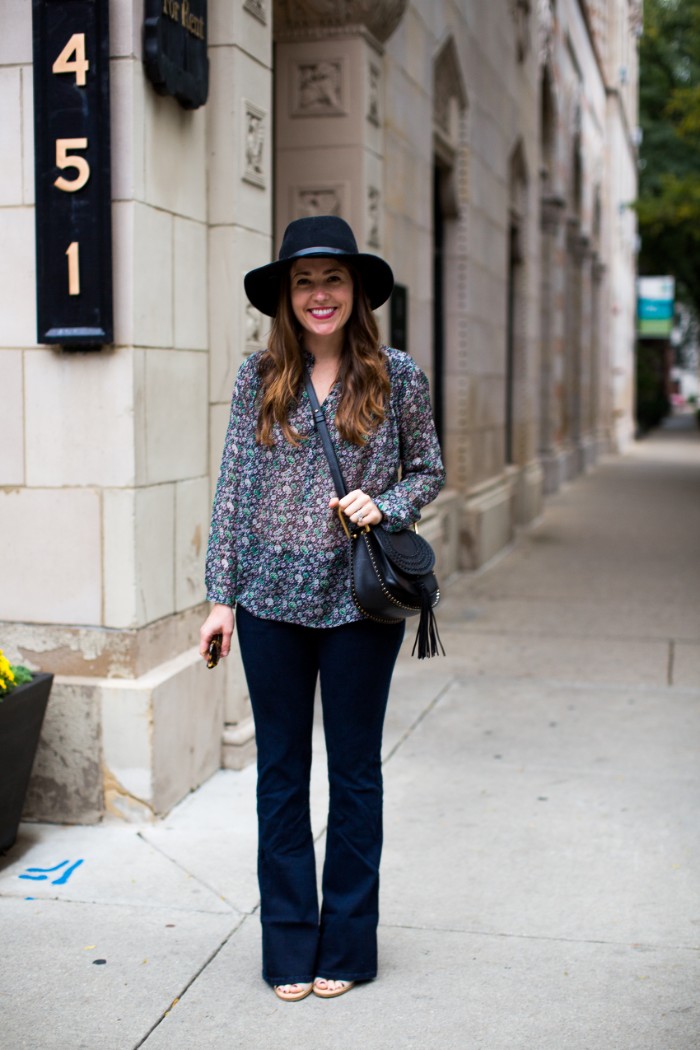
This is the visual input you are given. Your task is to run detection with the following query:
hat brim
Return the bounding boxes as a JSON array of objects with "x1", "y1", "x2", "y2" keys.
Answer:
[{"x1": 244, "y1": 251, "x2": 395, "y2": 317}]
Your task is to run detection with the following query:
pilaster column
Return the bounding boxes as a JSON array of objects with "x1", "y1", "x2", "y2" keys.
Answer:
[
  {"x1": 272, "y1": 2, "x2": 408, "y2": 254},
  {"x1": 538, "y1": 194, "x2": 566, "y2": 492}
]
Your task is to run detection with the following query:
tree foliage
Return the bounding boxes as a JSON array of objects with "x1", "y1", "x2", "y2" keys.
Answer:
[{"x1": 637, "y1": 0, "x2": 700, "y2": 315}]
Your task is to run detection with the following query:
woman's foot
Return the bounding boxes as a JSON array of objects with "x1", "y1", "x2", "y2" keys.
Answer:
[
  {"x1": 273, "y1": 982, "x2": 313, "y2": 1002},
  {"x1": 313, "y1": 978, "x2": 356, "y2": 999}
]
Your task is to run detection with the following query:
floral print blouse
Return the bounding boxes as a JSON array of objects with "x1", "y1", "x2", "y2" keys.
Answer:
[{"x1": 205, "y1": 346, "x2": 445, "y2": 628}]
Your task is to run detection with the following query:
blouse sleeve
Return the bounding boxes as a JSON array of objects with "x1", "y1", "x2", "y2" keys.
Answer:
[
  {"x1": 204, "y1": 357, "x2": 259, "y2": 605},
  {"x1": 373, "y1": 351, "x2": 446, "y2": 532}
]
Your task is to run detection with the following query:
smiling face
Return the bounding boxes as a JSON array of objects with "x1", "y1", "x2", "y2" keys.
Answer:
[{"x1": 289, "y1": 257, "x2": 354, "y2": 347}]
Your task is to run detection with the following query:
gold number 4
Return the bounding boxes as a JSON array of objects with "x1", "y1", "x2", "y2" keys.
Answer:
[
  {"x1": 55, "y1": 138, "x2": 90, "y2": 192},
  {"x1": 52, "y1": 33, "x2": 89, "y2": 86}
]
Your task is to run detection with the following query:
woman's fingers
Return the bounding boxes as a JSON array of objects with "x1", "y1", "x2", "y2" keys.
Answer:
[
  {"x1": 333, "y1": 489, "x2": 382, "y2": 526},
  {"x1": 199, "y1": 604, "x2": 235, "y2": 660}
]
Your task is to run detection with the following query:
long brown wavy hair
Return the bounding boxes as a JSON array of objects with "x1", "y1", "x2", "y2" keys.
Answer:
[{"x1": 256, "y1": 263, "x2": 390, "y2": 447}]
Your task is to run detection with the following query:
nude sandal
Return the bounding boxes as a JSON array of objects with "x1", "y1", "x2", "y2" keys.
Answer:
[
  {"x1": 273, "y1": 982, "x2": 313, "y2": 1002},
  {"x1": 313, "y1": 978, "x2": 355, "y2": 999}
]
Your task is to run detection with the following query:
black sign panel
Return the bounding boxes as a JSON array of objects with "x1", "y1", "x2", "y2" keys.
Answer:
[
  {"x1": 32, "y1": 0, "x2": 113, "y2": 347},
  {"x1": 143, "y1": 0, "x2": 209, "y2": 109},
  {"x1": 390, "y1": 283, "x2": 409, "y2": 353}
]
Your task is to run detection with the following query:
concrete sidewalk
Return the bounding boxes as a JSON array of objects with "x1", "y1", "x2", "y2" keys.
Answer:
[{"x1": 2, "y1": 416, "x2": 699, "y2": 1049}]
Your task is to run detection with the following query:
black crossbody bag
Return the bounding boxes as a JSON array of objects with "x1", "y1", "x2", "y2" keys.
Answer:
[{"x1": 304, "y1": 372, "x2": 444, "y2": 659}]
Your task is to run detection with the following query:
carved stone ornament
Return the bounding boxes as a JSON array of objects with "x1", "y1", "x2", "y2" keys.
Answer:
[
  {"x1": 292, "y1": 59, "x2": 346, "y2": 116},
  {"x1": 536, "y1": 0, "x2": 554, "y2": 66},
  {"x1": 629, "y1": 0, "x2": 643, "y2": 38},
  {"x1": 509, "y1": 0, "x2": 532, "y2": 63},
  {"x1": 243, "y1": 101, "x2": 266, "y2": 187},
  {"x1": 244, "y1": 301, "x2": 264, "y2": 355},
  {"x1": 367, "y1": 186, "x2": 380, "y2": 248},
  {"x1": 433, "y1": 36, "x2": 467, "y2": 146},
  {"x1": 244, "y1": 0, "x2": 266, "y2": 25},
  {"x1": 273, "y1": 0, "x2": 408, "y2": 44},
  {"x1": 367, "y1": 61, "x2": 381, "y2": 126},
  {"x1": 293, "y1": 184, "x2": 346, "y2": 218}
]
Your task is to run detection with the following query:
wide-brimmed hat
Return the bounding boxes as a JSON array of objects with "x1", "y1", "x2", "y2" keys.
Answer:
[{"x1": 244, "y1": 215, "x2": 394, "y2": 317}]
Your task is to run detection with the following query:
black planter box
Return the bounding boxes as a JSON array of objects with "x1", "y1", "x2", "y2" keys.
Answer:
[{"x1": 0, "y1": 673, "x2": 53, "y2": 853}]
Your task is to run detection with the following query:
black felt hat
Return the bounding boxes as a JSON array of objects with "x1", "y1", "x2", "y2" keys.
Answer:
[{"x1": 244, "y1": 215, "x2": 394, "y2": 317}]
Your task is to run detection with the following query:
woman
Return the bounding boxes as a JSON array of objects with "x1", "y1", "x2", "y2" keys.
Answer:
[{"x1": 200, "y1": 215, "x2": 445, "y2": 1001}]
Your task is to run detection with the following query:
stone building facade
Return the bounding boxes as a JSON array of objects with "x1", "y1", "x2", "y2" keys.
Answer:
[{"x1": 0, "y1": 0, "x2": 639, "y2": 823}]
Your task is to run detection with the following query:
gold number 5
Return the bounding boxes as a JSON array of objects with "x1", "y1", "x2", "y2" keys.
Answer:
[{"x1": 54, "y1": 138, "x2": 90, "y2": 192}]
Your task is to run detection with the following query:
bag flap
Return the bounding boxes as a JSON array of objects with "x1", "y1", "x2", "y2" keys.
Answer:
[{"x1": 372, "y1": 527, "x2": 436, "y2": 576}]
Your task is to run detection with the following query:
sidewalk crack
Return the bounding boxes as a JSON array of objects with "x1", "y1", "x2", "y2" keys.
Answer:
[{"x1": 382, "y1": 678, "x2": 456, "y2": 765}]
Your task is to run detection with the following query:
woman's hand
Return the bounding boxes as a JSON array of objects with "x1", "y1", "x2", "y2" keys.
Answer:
[
  {"x1": 199, "y1": 603, "x2": 235, "y2": 662},
  {"x1": 329, "y1": 490, "x2": 383, "y2": 527}
]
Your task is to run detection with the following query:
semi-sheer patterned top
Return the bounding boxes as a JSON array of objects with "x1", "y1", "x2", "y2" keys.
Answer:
[{"x1": 205, "y1": 346, "x2": 445, "y2": 628}]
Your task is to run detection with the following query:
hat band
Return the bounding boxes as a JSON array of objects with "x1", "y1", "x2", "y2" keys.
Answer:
[{"x1": 285, "y1": 246, "x2": 353, "y2": 260}]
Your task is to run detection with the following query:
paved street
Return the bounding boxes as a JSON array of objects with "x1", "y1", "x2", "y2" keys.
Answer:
[{"x1": 1, "y1": 416, "x2": 699, "y2": 1050}]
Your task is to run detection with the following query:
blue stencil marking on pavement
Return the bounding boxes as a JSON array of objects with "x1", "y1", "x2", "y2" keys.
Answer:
[{"x1": 19, "y1": 859, "x2": 84, "y2": 885}]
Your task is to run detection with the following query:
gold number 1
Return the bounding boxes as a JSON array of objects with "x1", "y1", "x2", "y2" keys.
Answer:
[{"x1": 66, "y1": 242, "x2": 80, "y2": 295}]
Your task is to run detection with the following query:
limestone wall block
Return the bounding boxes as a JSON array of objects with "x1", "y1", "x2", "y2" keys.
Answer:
[
  {"x1": 100, "y1": 649, "x2": 225, "y2": 819},
  {"x1": 143, "y1": 349, "x2": 208, "y2": 483},
  {"x1": 0, "y1": 1, "x2": 31, "y2": 65},
  {"x1": 209, "y1": 224, "x2": 271, "y2": 404},
  {"x1": 133, "y1": 202, "x2": 174, "y2": 347},
  {"x1": 207, "y1": 45, "x2": 271, "y2": 228},
  {"x1": 22, "y1": 680, "x2": 103, "y2": 825},
  {"x1": 0, "y1": 68, "x2": 23, "y2": 206},
  {"x1": 110, "y1": 57, "x2": 146, "y2": 203},
  {"x1": 174, "y1": 216, "x2": 208, "y2": 350},
  {"x1": 209, "y1": 401, "x2": 230, "y2": 502},
  {"x1": 209, "y1": 0, "x2": 271, "y2": 64},
  {"x1": 111, "y1": 200, "x2": 135, "y2": 347},
  {"x1": 103, "y1": 483, "x2": 176, "y2": 628},
  {"x1": 102, "y1": 488, "x2": 139, "y2": 628},
  {"x1": 143, "y1": 87, "x2": 207, "y2": 221},
  {"x1": 0, "y1": 208, "x2": 36, "y2": 348},
  {"x1": 175, "y1": 476, "x2": 209, "y2": 612},
  {"x1": 0, "y1": 351, "x2": 24, "y2": 485},
  {"x1": 24, "y1": 347, "x2": 136, "y2": 487},
  {"x1": 20, "y1": 67, "x2": 34, "y2": 205},
  {"x1": 109, "y1": 0, "x2": 143, "y2": 59},
  {"x1": 0, "y1": 488, "x2": 102, "y2": 625}
]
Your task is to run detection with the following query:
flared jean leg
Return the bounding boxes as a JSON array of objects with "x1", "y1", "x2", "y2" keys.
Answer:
[
  {"x1": 235, "y1": 606, "x2": 321, "y2": 985},
  {"x1": 316, "y1": 618, "x2": 405, "y2": 980}
]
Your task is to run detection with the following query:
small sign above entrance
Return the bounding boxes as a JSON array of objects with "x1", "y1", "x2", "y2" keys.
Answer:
[{"x1": 143, "y1": 0, "x2": 208, "y2": 109}]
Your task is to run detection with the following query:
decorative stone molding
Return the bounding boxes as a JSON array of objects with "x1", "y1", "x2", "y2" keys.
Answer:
[
  {"x1": 567, "y1": 220, "x2": 591, "y2": 262},
  {"x1": 629, "y1": 0, "x2": 643, "y2": 38},
  {"x1": 273, "y1": 0, "x2": 408, "y2": 45},
  {"x1": 509, "y1": 0, "x2": 532, "y2": 63},
  {"x1": 244, "y1": 0, "x2": 267, "y2": 24},
  {"x1": 243, "y1": 101, "x2": 266, "y2": 187},
  {"x1": 367, "y1": 61, "x2": 381, "y2": 126},
  {"x1": 292, "y1": 183, "x2": 347, "y2": 218},
  {"x1": 291, "y1": 58, "x2": 347, "y2": 117},
  {"x1": 536, "y1": 0, "x2": 554, "y2": 66},
  {"x1": 433, "y1": 35, "x2": 468, "y2": 161},
  {"x1": 244, "y1": 302, "x2": 264, "y2": 355},
  {"x1": 367, "y1": 186, "x2": 380, "y2": 247},
  {"x1": 540, "y1": 194, "x2": 566, "y2": 233}
]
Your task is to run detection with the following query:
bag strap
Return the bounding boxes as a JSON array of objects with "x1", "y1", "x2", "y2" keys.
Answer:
[{"x1": 304, "y1": 370, "x2": 348, "y2": 500}]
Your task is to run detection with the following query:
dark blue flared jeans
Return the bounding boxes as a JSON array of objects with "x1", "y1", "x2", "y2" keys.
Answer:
[{"x1": 236, "y1": 605, "x2": 405, "y2": 986}]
